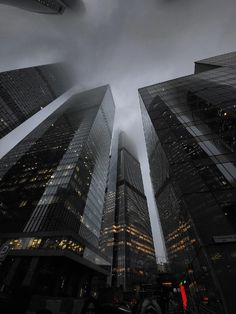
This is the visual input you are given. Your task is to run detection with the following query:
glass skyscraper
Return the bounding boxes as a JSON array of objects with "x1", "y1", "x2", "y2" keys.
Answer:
[
  {"x1": 100, "y1": 132, "x2": 119, "y2": 265},
  {"x1": 0, "y1": 85, "x2": 115, "y2": 312},
  {"x1": 139, "y1": 52, "x2": 236, "y2": 314},
  {"x1": 0, "y1": 63, "x2": 70, "y2": 139},
  {"x1": 195, "y1": 51, "x2": 236, "y2": 73},
  {"x1": 100, "y1": 132, "x2": 156, "y2": 290}
]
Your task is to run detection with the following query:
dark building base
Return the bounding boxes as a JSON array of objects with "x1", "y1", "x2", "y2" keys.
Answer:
[{"x1": 0, "y1": 255, "x2": 107, "y2": 314}]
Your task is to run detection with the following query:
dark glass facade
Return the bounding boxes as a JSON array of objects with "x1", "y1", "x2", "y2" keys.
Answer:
[
  {"x1": 0, "y1": 86, "x2": 115, "y2": 308},
  {"x1": 100, "y1": 132, "x2": 119, "y2": 265},
  {"x1": 110, "y1": 132, "x2": 156, "y2": 290},
  {"x1": 139, "y1": 53, "x2": 236, "y2": 314},
  {"x1": 0, "y1": 63, "x2": 70, "y2": 139},
  {"x1": 0, "y1": 0, "x2": 67, "y2": 14},
  {"x1": 195, "y1": 51, "x2": 236, "y2": 73}
]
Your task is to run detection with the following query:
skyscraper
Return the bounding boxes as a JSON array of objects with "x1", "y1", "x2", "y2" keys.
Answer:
[
  {"x1": 195, "y1": 51, "x2": 236, "y2": 73},
  {"x1": 0, "y1": 63, "x2": 70, "y2": 139},
  {"x1": 100, "y1": 132, "x2": 156, "y2": 290},
  {"x1": 99, "y1": 132, "x2": 119, "y2": 265},
  {"x1": 0, "y1": 0, "x2": 74, "y2": 14},
  {"x1": 139, "y1": 52, "x2": 236, "y2": 314},
  {"x1": 0, "y1": 85, "x2": 115, "y2": 312}
]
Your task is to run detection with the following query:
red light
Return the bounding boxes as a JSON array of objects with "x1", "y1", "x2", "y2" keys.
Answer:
[
  {"x1": 179, "y1": 284, "x2": 187, "y2": 311},
  {"x1": 203, "y1": 296, "x2": 209, "y2": 304}
]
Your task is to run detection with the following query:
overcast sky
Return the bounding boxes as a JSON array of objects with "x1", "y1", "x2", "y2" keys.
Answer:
[{"x1": 0, "y1": 0, "x2": 236, "y2": 262}]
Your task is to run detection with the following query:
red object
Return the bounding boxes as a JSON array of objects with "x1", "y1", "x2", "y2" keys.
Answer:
[
  {"x1": 203, "y1": 296, "x2": 209, "y2": 304},
  {"x1": 179, "y1": 284, "x2": 187, "y2": 311}
]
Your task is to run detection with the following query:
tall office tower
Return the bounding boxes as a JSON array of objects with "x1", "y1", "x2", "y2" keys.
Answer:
[
  {"x1": 0, "y1": 0, "x2": 74, "y2": 14},
  {"x1": 107, "y1": 132, "x2": 156, "y2": 290},
  {"x1": 195, "y1": 51, "x2": 236, "y2": 73},
  {"x1": 139, "y1": 52, "x2": 236, "y2": 314},
  {"x1": 99, "y1": 132, "x2": 119, "y2": 263},
  {"x1": 0, "y1": 86, "x2": 115, "y2": 313},
  {"x1": 0, "y1": 63, "x2": 70, "y2": 139}
]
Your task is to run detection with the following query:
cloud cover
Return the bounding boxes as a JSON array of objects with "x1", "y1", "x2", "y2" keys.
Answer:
[{"x1": 0, "y1": 0, "x2": 236, "y2": 261}]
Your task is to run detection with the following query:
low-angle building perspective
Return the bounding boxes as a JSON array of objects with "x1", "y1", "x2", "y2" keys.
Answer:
[
  {"x1": 0, "y1": 0, "x2": 236, "y2": 313},
  {"x1": 139, "y1": 51, "x2": 236, "y2": 314},
  {"x1": 112, "y1": 132, "x2": 157, "y2": 289},
  {"x1": 100, "y1": 132, "x2": 156, "y2": 290},
  {"x1": 0, "y1": 85, "x2": 115, "y2": 313}
]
